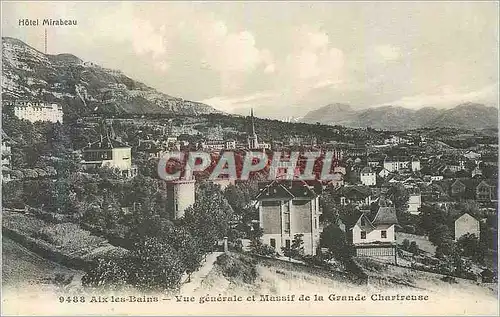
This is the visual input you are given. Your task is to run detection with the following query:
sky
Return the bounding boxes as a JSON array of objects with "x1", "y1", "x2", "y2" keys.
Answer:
[{"x1": 2, "y1": 1, "x2": 499, "y2": 118}]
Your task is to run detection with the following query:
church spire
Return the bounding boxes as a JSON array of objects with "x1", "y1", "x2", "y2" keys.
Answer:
[{"x1": 247, "y1": 108, "x2": 259, "y2": 149}]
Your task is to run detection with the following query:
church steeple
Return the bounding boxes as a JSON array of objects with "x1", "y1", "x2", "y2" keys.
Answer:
[{"x1": 248, "y1": 108, "x2": 259, "y2": 149}]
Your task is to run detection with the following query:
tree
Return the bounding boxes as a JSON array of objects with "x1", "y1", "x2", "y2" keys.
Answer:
[
  {"x1": 182, "y1": 181, "x2": 233, "y2": 252},
  {"x1": 224, "y1": 181, "x2": 259, "y2": 213},
  {"x1": 127, "y1": 238, "x2": 185, "y2": 291},
  {"x1": 418, "y1": 205, "x2": 447, "y2": 235},
  {"x1": 2, "y1": 180, "x2": 25, "y2": 209},
  {"x1": 456, "y1": 233, "x2": 486, "y2": 264},
  {"x1": 164, "y1": 225, "x2": 204, "y2": 277},
  {"x1": 84, "y1": 237, "x2": 186, "y2": 291},
  {"x1": 387, "y1": 183, "x2": 409, "y2": 214},
  {"x1": 452, "y1": 253, "x2": 472, "y2": 277},
  {"x1": 408, "y1": 241, "x2": 419, "y2": 254},
  {"x1": 401, "y1": 239, "x2": 410, "y2": 251},
  {"x1": 429, "y1": 224, "x2": 452, "y2": 246},
  {"x1": 319, "y1": 190, "x2": 340, "y2": 224},
  {"x1": 435, "y1": 238, "x2": 456, "y2": 259},
  {"x1": 320, "y1": 224, "x2": 350, "y2": 261},
  {"x1": 282, "y1": 234, "x2": 305, "y2": 260},
  {"x1": 224, "y1": 181, "x2": 260, "y2": 238}
]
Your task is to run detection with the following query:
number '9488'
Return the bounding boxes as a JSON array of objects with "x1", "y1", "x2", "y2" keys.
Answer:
[{"x1": 59, "y1": 296, "x2": 85, "y2": 303}]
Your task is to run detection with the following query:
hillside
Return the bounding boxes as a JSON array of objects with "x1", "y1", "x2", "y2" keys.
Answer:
[
  {"x1": 299, "y1": 103, "x2": 357, "y2": 126},
  {"x1": 189, "y1": 253, "x2": 498, "y2": 316},
  {"x1": 428, "y1": 102, "x2": 499, "y2": 130},
  {"x1": 2, "y1": 37, "x2": 220, "y2": 117},
  {"x1": 301, "y1": 102, "x2": 498, "y2": 131}
]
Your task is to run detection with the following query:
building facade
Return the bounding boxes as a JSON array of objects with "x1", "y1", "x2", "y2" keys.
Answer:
[
  {"x1": 1, "y1": 137, "x2": 12, "y2": 182},
  {"x1": 360, "y1": 167, "x2": 377, "y2": 186},
  {"x1": 81, "y1": 136, "x2": 137, "y2": 178},
  {"x1": 476, "y1": 180, "x2": 497, "y2": 202},
  {"x1": 454, "y1": 213, "x2": 480, "y2": 240},
  {"x1": 12, "y1": 102, "x2": 63, "y2": 123},
  {"x1": 352, "y1": 206, "x2": 398, "y2": 245},
  {"x1": 383, "y1": 156, "x2": 421, "y2": 172},
  {"x1": 256, "y1": 180, "x2": 322, "y2": 255},
  {"x1": 407, "y1": 188, "x2": 422, "y2": 215}
]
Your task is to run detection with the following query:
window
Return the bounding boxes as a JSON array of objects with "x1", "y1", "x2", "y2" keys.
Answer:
[
  {"x1": 270, "y1": 238, "x2": 276, "y2": 249},
  {"x1": 284, "y1": 206, "x2": 290, "y2": 233},
  {"x1": 285, "y1": 239, "x2": 291, "y2": 249},
  {"x1": 361, "y1": 218, "x2": 366, "y2": 226},
  {"x1": 381, "y1": 230, "x2": 387, "y2": 239},
  {"x1": 284, "y1": 215, "x2": 290, "y2": 233},
  {"x1": 361, "y1": 231, "x2": 366, "y2": 239}
]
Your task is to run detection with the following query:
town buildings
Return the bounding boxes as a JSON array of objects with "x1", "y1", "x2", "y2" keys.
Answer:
[
  {"x1": 12, "y1": 101, "x2": 63, "y2": 123},
  {"x1": 81, "y1": 129, "x2": 137, "y2": 178},
  {"x1": 407, "y1": 187, "x2": 422, "y2": 214},
  {"x1": 383, "y1": 156, "x2": 421, "y2": 172},
  {"x1": 360, "y1": 167, "x2": 377, "y2": 186},
  {"x1": 351, "y1": 203, "x2": 399, "y2": 260},
  {"x1": 200, "y1": 139, "x2": 237, "y2": 151},
  {"x1": 1, "y1": 131, "x2": 12, "y2": 182},
  {"x1": 352, "y1": 205, "x2": 398, "y2": 245},
  {"x1": 255, "y1": 180, "x2": 322, "y2": 256},
  {"x1": 476, "y1": 180, "x2": 498, "y2": 203}
]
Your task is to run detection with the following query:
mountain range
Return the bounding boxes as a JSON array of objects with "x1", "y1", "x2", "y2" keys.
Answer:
[
  {"x1": 2, "y1": 37, "x2": 498, "y2": 131},
  {"x1": 2, "y1": 37, "x2": 220, "y2": 117},
  {"x1": 300, "y1": 102, "x2": 498, "y2": 131}
]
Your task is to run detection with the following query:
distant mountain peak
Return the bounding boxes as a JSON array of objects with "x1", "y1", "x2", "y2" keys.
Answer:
[
  {"x1": 324, "y1": 103, "x2": 353, "y2": 111},
  {"x1": 301, "y1": 101, "x2": 498, "y2": 131}
]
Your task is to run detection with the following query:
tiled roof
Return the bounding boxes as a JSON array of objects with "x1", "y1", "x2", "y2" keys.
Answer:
[
  {"x1": 456, "y1": 212, "x2": 478, "y2": 223},
  {"x1": 256, "y1": 180, "x2": 318, "y2": 200},
  {"x1": 83, "y1": 137, "x2": 129, "y2": 150},
  {"x1": 361, "y1": 167, "x2": 373, "y2": 174},
  {"x1": 372, "y1": 206, "x2": 398, "y2": 225}
]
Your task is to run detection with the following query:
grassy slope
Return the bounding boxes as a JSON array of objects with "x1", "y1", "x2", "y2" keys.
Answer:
[
  {"x1": 196, "y1": 253, "x2": 498, "y2": 315},
  {"x1": 2, "y1": 237, "x2": 83, "y2": 290}
]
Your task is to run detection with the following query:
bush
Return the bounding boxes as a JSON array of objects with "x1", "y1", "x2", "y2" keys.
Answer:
[
  {"x1": 215, "y1": 252, "x2": 257, "y2": 284},
  {"x1": 229, "y1": 239, "x2": 243, "y2": 252},
  {"x1": 52, "y1": 273, "x2": 74, "y2": 286},
  {"x1": 248, "y1": 239, "x2": 277, "y2": 257},
  {"x1": 402, "y1": 239, "x2": 410, "y2": 251},
  {"x1": 408, "y1": 241, "x2": 419, "y2": 254},
  {"x1": 302, "y1": 254, "x2": 328, "y2": 268},
  {"x1": 282, "y1": 233, "x2": 305, "y2": 260},
  {"x1": 82, "y1": 258, "x2": 129, "y2": 289},
  {"x1": 356, "y1": 257, "x2": 387, "y2": 272},
  {"x1": 441, "y1": 276, "x2": 457, "y2": 284}
]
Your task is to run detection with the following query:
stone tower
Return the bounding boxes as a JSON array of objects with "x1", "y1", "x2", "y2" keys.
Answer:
[{"x1": 166, "y1": 164, "x2": 195, "y2": 219}]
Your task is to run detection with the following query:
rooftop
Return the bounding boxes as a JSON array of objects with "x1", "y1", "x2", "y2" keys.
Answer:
[
  {"x1": 82, "y1": 137, "x2": 130, "y2": 150},
  {"x1": 372, "y1": 206, "x2": 398, "y2": 225}
]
